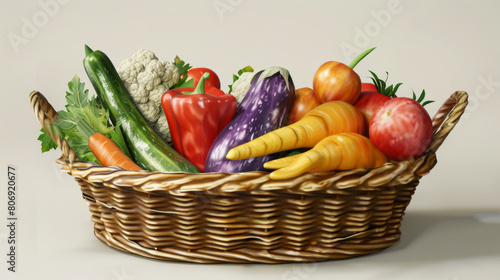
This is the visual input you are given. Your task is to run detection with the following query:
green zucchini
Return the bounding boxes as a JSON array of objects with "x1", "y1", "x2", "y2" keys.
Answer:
[{"x1": 83, "y1": 45, "x2": 199, "y2": 173}]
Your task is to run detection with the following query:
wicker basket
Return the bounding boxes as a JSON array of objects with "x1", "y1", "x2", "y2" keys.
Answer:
[{"x1": 30, "y1": 91, "x2": 468, "y2": 263}]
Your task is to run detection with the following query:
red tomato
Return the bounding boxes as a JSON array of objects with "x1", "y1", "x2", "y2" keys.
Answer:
[
  {"x1": 288, "y1": 87, "x2": 322, "y2": 124},
  {"x1": 369, "y1": 97, "x2": 433, "y2": 161},
  {"x1": 313, "y1": 61, "x2": 361, "y2": 104},
  {"x1": 354, "y1": 91, "x2": 391, "y2": 134},
  {"x1": 361, "y1": 83, "x2": 378, "y2": 93},
  {"x1": 187, "y1": 67, "x2": 221, "y2": 89}
]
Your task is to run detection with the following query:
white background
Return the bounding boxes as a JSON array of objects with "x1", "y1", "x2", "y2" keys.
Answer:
[{"x1": 1, "y1": 0, "x2": 500, "y2": 279}]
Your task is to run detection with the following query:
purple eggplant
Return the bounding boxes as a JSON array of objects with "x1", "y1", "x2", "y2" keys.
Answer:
[{"x1": 205, "y1": 66, "x2": 295, "y2": 173}]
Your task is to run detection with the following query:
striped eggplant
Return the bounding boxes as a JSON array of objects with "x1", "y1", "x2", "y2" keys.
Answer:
[{"x1": 205, "y1": 66, "x2": 295, "y2": 173}]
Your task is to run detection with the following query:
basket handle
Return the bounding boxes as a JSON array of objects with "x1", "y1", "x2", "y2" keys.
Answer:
[
  {"x1": 426, "y1": 91, "x2": 468, "y2": 154},
  {"x1": 29, "y1": 91, "x2": 78, "y2": 164}
]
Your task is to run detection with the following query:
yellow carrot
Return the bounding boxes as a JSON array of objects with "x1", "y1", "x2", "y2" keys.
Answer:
[
  {"x1": 263, "y1": 133, "x2": 387, "y2": 180},
  {"x1": 226, "y1": 101, "x2": 365, "y2": 161}
]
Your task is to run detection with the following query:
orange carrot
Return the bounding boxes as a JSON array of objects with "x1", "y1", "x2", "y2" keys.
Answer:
[
  {"x1": 264, "y1": 132, "x2": 387, "y2": 180},
  {"x1": 88, "y1": 132, "x2": 142, "y2": 171},
  {"x1": 226, "y1": 101, "x2": 365, "y2": 161}
]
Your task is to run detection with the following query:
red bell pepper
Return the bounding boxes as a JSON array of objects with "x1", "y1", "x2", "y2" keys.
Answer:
[{"x1": 162, "y1": 72, "x2": 237, "y2": 172}]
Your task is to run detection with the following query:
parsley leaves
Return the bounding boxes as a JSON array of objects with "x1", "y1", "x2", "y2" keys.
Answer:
[{"x1": 38, "y1": 75, "x2": 130, "y2": 164}]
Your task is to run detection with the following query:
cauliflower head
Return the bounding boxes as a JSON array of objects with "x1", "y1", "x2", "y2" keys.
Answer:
[
  {"x1": 118, "y1": 49, "x2": 179, "y2": 142},
  {"x1": 230, "y1": 71, "x2": 257, "y2": 105}
]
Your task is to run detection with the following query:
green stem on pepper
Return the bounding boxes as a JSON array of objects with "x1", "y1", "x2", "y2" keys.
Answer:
[{"x1": 184, "y1": 72, "x2": 210, "y2": 95}]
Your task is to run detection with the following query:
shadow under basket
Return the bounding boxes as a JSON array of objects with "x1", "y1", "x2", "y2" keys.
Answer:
[{"x1": 30, "y1": 91, "x2": 468, "y2": 263}]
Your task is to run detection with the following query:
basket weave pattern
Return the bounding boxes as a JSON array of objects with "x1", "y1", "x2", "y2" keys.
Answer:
[{"x1": 30, "y1": 91, "x2": 468, "y2": 263}]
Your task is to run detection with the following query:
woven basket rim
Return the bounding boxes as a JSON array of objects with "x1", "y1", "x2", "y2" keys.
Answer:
[{"x1": 30, "y1": 91, "x2": 468, "y2": 195}]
